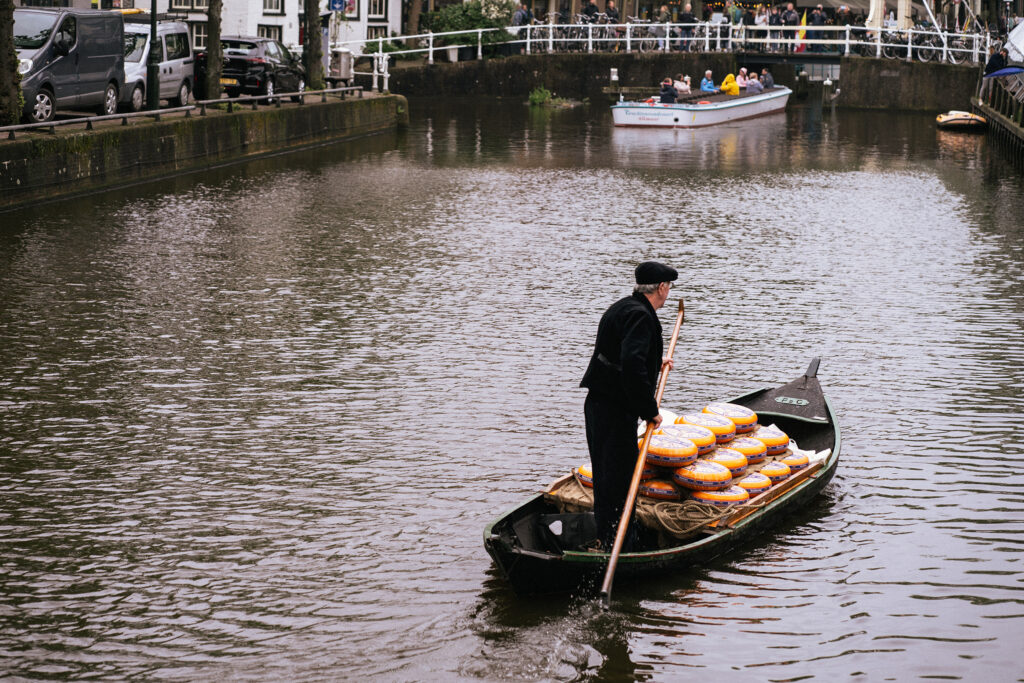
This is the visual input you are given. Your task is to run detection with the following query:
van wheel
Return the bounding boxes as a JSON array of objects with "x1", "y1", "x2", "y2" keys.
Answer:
[
  {"x1": 98, "y1": 83, "x2": 118, "y2": 116},
  {"x1": 290, "y1": 79, "x2": 305, "y2": 103},
  {"x1": 29, "y1": 88, "x2": 55, "y2": 123},
  {"x1": 130, "y1": 85, "x2": 144, "y2": 112},
  {"x1": 172, "y1": 81, "x2": 190, "y2": 108}
]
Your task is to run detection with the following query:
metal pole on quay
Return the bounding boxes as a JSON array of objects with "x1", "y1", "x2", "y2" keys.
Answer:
[{"x1": 146, "y1": 0, "x2": 160, "y2": 110}]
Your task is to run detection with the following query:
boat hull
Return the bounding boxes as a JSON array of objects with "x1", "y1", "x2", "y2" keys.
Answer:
[
  {"x1": 611, "y1": 87, "x2": 792, "y2": 128},
  {"x1": 483, "y1": 359, "x2": 840, "y2": 596}
]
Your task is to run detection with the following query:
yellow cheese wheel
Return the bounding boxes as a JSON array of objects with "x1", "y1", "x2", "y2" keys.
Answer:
[
  {"x1": 658, "y1": 423, "x2": 716, "y2": 455},
  {"x1": 690, "y1": 485, "x2": 750, "y2": 507},
  {"x1": 574, "y1": 465, "x2": 594, "y2": 488},
  {"x1": 752, "y1": 425, "x2": 790, "y2": 456},
  {"x1": 737, "y1": 471, "x2": 772, "y2": 496},
  {"x1": 671, "y1": 459, "x2": 733, "y2": 491},
  {"x1": 728, "y1": 437, "x2": 769, "y2": 464},
  {"x1": 677, "y1": 412, "x2": 736, "y2": 443},
  {"x1": 760, "y1": 460, "x2": 791, "y2": 484},
  {"x1": 780, "y1": 451, "x2": 810, "y2": 472},
  {"x1": 645, "y1": 434, "x2": 699, "y2": 468},
  {"x1": 707, "y1": 448, "x2": 748, "y2": 477},
  {"x1": 639, "y1": 479, "x2": 683, "y2": 501},
  {"x1": 703, "y1": 402, "x2": 758, "y2": 433}
]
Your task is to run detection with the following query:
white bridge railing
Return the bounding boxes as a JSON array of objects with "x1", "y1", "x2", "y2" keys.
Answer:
[{"x1": 345, "y1": 22, "x2": 990, "y2": 69}]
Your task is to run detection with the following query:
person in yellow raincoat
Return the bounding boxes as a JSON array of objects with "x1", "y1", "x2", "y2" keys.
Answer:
[{"x1": 719, "y1": 73, "x2": 740, "y2": 95}]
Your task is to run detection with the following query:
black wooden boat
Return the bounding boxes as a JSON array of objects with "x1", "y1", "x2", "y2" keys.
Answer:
[{"x1": 483, "y1": 359, "x2": 841, "y2": 596}]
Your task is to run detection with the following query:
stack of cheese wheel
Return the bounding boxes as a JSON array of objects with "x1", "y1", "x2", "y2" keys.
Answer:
[
  {"x1": 691, "y1": 485, "x2": 750, "y2": 507},
  {"x1": 727, "y1": 437, "x2": 768, "y2": 465},
  {"x1": 780, "y1": 451, "x2": 810, "y2": 472},
  {"x1": 737, "y1": 471, "x2": 771, "y2": 496},
  {"x1": 574, "y1": 465, "x2": 594, "y2": 488},
  {"x1": 760, "y1": 460, "x2": 791, "y2": 484},
  {"x1": 639, "y1": 479, "x2": 683, "y2": 501},
  {"x1": 659, "y1": 423, "x2": 716, "y2": 456},
  {"x1": 677, "y1": 412, "x2": 736, "y2": 444},
  {"x1": 752, "y1": 424, "x2": 789, "y2": 456},
  {"x1": 672, "y1": 459, "x2": 732, "y2": 491},
  {"x1": 708, "y1": 448, "x2": 748, "y2": 477},
  {"x1": 645, "y1": 434, "x2": 699, "y2": 468},
  {"x1": 703, "y1": 402, "x2": 758, "y2": 434}
]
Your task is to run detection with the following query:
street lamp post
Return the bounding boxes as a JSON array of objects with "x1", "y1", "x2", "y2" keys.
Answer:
[{"x1": 146, "y1": 0, "x2": 160, "y2": 109}]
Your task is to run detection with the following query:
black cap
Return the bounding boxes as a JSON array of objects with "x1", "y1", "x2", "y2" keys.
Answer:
[{"x1": 635, "y1": 261, "x2": 678, "y2": 285}]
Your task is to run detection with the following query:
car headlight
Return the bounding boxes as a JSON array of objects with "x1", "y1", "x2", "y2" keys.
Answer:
[{"x1": 18, "y1": 58, "x2": 32, "y2": 75}]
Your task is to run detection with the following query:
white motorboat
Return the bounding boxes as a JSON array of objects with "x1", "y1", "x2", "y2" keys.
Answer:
[{"x1": 611, "y1": 86, "x2": 792, "y2": 128}]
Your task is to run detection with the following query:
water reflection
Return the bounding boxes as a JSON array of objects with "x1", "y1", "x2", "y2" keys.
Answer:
[{"x1": 1, "y1": 98, "x2": 1022, "y2": 680}]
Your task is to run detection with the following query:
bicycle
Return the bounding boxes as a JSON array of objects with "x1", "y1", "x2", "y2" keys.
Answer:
[{"x1": 627, "y1": 17, "x2": 659, "y2": 53}]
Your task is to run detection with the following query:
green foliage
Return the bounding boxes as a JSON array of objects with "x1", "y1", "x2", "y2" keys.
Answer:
[
  {"x1": 528, "y1": 86, "x2": 552, "y2": 106},
  {"x1": 424, "y1": 0, "x2": 517, "y2": 45}
]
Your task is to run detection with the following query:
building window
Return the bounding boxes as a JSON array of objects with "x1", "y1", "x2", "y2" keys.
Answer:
[
  {"x1": 257, "y1": 24, "x2": 283, "y2": 41},
  {"x1": 193, "y1": 0, "x2": 208, "y2": 9},
  {"x1": 367, "y1": 0, "x2": 386, "y2": 19},
  {"x1": 170, "y1": 0, "x2": 191, "y2": 10},
  {"x1": 191, "y1": 22, "x2": 207, "y2": 50},
  {"x1": 263, "y1": 0, "x2": 283, "y2": 13},
  {"x1": 366, "y1": 25, "x2": 388, "y2": 39}
]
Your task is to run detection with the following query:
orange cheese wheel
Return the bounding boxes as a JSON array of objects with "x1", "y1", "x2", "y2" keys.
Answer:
[
  {"x1": 703, "y1": 402, "x2": 758, "y2": 433},
  {"x1": 639, "y1": 479, "x2": 683, "y2": 501},
  {"x1": 658, "y1": 423, "x2": 716, "y2": 455},
  {"x1": 690, "y1": 485, "x2": 750, "y2": 507},
  {"x1": 760, "y1": 460, "x2": 791, "y2": 484},
  {"x1": 645, "y1": 434, "x2": 699, "y2": 468},
  {"x1": 707, "y1": 448, "x2": 748, "y2": 477},
  {"x1": 672, "y1": 459, "x2": 732, "y2": 491},
  {"x1": 780, "y1": 451, "x2": 810, "y2": 472},
  {"x1": 574, "y1": 465, "x2": 594, "y2": 488},
  {"x1": 752, "y1": 425, "x2": 790, "y2": 455},
  {"x1": 677, "y1": 412, "x2": 736, "y2": 443},
  {"x1": 728, "y1": 437, "x2": 768, "y2": 464},
  {"x1": 737, "y1": 471, "x2": 771, "y2": 496}
]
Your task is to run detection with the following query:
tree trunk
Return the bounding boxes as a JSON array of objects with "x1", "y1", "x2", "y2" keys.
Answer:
[
  {"x1": 204, "y1": 0, "x2": 223, "y2": 100},
  {"x1": 303, "y1": 0, "x2": 324, "y2": 89},
  {"x1": 406, "y1": 0, "x2": 422, "y2": 48},
  {"x1": 0, "y1": 0, "x2": 21, "y2": 125}
]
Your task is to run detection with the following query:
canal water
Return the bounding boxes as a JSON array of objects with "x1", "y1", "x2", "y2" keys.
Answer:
[{"x1": 1, "y1": 98, "x2": 1022, "y2": 680}]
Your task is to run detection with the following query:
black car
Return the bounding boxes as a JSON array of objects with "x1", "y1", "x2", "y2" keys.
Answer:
[{"x1": 199, "y1": 35, "x2": 305, "y2": 101}]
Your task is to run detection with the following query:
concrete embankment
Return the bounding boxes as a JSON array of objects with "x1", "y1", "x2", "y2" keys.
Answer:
[
  {"x1": 387, "y1": 53, "x2": 979, "y2": 112},
  {"x1": 0, "y1": 94, "x2": 408, "y2": 211}
]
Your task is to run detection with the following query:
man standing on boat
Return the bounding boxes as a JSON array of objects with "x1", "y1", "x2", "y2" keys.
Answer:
[{"x1": 581, "y1": 262, "x2": 677, "y2": 551}]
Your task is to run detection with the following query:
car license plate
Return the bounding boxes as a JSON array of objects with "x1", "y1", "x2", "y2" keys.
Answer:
[{"x1": 220, "y1": 77, "x2": 238, "y2": 86}]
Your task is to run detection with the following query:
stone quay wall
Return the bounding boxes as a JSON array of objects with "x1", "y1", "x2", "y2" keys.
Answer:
[{"x1": 0, "y1": 95, "x2": 408, "y2": 211}]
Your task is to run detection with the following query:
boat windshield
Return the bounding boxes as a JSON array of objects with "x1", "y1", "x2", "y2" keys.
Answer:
[
  {"x1": 14, "y1": 11, "x2": 58, "y2": 50},
  {"x1": 124, "y1": 32, "x2": 147, "y2": 63}
]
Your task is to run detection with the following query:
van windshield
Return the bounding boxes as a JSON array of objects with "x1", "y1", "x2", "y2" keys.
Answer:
[
  {"x1": 124, "y1": 32, "x2": 148, "y2": 63},
  {"x1": 222, "y1": 40, "x2": 258, "y2": 56},
  {"x1": 13, "y1": 11, "x2": 57, "y2": 50}
]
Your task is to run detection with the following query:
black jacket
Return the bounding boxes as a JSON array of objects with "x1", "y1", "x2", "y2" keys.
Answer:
[
  {"x1": 580, "y1": 293, "x2": 663, "y2": 420},
  {"x1": 659, "y1": 83, "x2": 678, "y2": 103}
]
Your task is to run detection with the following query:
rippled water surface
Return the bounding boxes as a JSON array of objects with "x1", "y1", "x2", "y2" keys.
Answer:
[{"x1": 1, "y1": 99, "x2": 1023, "y2": 680}]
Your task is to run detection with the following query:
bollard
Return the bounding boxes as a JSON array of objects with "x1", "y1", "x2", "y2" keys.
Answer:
[
  {"x1": 477, "y1": 29, "x2": 483, "y2": 59},
  {"x1": 428, "y1": 32, "x2": 435, "y2": 64},
  {"x1": 626, "y1": 24, "x2": 632, "y2": 52}
]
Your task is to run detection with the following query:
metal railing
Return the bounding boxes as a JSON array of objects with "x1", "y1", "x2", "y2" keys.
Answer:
[
  {"x1": 337, "y1": 22, "x2": 990, "y2": 67},
  {"x1": 0, "y1": 86, "x2": 366, "y2": 140}
]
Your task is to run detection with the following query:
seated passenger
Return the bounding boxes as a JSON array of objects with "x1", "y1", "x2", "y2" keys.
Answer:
[
  {"x1": 700, "y1": 70, "x2": 717, "y2": 92},
  {"x1": 746, "y1": 74, "x2": 764, "y2": 94},
  {"x1": 736, "y1": 67, "x2": 748, "y2": 88},
  {"x1": 673, "y1": 73, "x2": 687, "y2": 93},
  {"x1": 659, "y1": 78, "x2": 678, "y2": 103},
  {"x1": 719, "y1": 73, "x2": 740, "y2": 95},
  {"x1": 679, "y1": 75, "x2": 692, "y2": 94}
]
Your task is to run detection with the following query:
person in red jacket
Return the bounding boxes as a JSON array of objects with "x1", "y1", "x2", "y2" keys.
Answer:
[{"x1": 580, "y1": 261, "x2": 678, "y2": 550}]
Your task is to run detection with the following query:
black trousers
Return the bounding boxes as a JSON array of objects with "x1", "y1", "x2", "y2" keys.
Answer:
[{"x1": 584, "y1": 392, "x2": 641, "y2": 550}]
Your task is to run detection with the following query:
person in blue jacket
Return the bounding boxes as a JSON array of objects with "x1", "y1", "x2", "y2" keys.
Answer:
[
  {"x1": 581, "y1": 261, "x2": 678, "y2": 551},
  {"x1": 700, "y1": 70, "x2": 717, "y2": 92}
]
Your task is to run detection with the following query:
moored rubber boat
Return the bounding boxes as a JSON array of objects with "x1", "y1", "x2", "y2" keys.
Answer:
[
  {"x1": 611, "y1": 87, "x2": 792, "y2": 128},
  {"x1": 483, "y1": 358, "x2": 840, "y2": 596},
  {"x1": 935, "y1": 110, "x2": 987, "y2": 131}
]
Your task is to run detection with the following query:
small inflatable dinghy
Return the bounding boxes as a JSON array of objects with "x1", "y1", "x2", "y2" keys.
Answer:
[{"x1": 936, "y1": 110, "x2": 987, "y2": 131}]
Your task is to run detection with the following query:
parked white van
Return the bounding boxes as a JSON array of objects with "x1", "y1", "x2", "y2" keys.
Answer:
[{"x1": 122, "y1": 18, "x2": 194, "y2": 111}]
